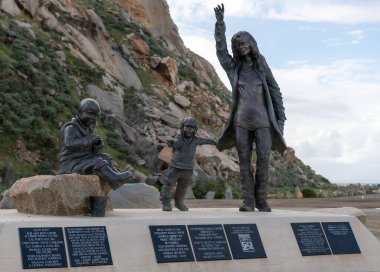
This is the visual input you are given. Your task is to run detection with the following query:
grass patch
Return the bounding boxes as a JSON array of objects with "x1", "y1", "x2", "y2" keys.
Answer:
[{"x1": 136, "y1": 68, "x2": 155, "y2": 95}]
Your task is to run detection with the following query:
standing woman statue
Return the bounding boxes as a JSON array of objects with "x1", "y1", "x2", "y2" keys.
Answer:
[{"x1": 214, "y1": 4, "x2": 287, "y2": 212}]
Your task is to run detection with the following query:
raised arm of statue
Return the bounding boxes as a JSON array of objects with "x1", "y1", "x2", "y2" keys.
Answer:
[{"x1": 214, "y1": 3, "x2": 224, "y2": 22}]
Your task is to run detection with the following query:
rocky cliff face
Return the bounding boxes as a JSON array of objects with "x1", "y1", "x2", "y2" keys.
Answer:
[{"x1": 0, "y1": 0, "x2": 331, "y2": 197}]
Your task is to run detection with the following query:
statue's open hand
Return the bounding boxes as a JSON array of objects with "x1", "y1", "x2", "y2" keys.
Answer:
[{"x1": 214, "y1": 3, "x2": 224, "y2": 22}]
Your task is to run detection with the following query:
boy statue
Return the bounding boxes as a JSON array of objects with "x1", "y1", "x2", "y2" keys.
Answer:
[
  {"x1": 58, "y1": 98, "x2": 133, "y2": 188},
  {"x1": 160, "y1": 117, "x2": 217, "y2": 211}
]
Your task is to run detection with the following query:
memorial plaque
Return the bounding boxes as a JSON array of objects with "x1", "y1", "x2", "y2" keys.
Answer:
[
  {"x1": 149, "y1": 225, "x2": 194, "y2": 263},
  {"x1": 187, "y1": 224, "x2": 231, "y2": 261},
  {"x1": 224, "y1": 224, "x2": 266, "y2": 259},
  {"x1": 65, "y1": 226, "x2": 113, "y2": 267},
  {"x1": 291, "y1": 223, "x2": 332, "y2": 256},
  {"x1": 321, "y1": 222, "x2": 361, "y2": 254},
  {"x1": 18, "y1": 227, "x2": 68, "y2": 269}
]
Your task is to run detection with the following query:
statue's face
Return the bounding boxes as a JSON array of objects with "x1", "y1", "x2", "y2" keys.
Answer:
[
  {"x1": 79, "y1": 106, "x2": 99, "y2": 127},
  {"x1": 182, "y1": 123, "x2": 196, "y2": 138},
  {"x1": 233, "y1": 36, "x2": 252, "y2": 57}
]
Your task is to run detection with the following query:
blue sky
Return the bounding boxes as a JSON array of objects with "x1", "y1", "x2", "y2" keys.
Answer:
[{"x1": 166, "y1": 0, "x2": 380, "y2": 184}]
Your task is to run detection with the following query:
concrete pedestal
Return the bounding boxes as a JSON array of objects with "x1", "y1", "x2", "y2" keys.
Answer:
[{"x1": 1, "y1": 208, "x2": 379, "y2": 272}]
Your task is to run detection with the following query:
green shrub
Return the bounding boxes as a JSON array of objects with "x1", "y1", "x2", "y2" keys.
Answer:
[{"x1": 301, "y1": 188, "x2": 318, "y2": 198}]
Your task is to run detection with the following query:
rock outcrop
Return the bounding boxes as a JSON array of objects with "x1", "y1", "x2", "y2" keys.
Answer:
[
  {"x1": 1, "y1": 0, "x2": 21, "y2": 16},
  {"x1": 9, "y1": 174, "x2": 111, "y2": 216},
  {"x1": 116, "y1": 0, "x2": 187, "y2": 53}
]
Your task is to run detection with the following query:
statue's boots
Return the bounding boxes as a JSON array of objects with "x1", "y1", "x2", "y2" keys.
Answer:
[
  {"x1": 239, "y1": 199, "x2": 255, "y2": 212},
  {"x1": 255, "y1": 199, "x2": 271, "y2": 212},
  {"x1": 96, "y1": 165, "x2": 133, "y2": 189},
  {"x1": 161, "y1": 198, "x2": 172, "y2": 211},
  {"x1": 174, "y1": 199, "x2": 188, "y2": 211}
]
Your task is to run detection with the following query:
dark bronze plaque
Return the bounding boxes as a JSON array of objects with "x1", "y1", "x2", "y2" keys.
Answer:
[
  {"x1": 18, "y1": 227, "x2": 68, "y2": 269},
  {"x1": 291, "y1": 223, "x2": 332, "y2": 256},
  {"x1": 149, "y1": 225, "x2": 194, "y2": 263},
  {"x1": 224, "y1": 224, "x2": 266, "y2": 259},
  {"x1": 64, "y1": 226, "x2": 113, "y2": 267},
  {"x1": 321, "y1": 222, "x2": 361, "y2": 254},
  {"x1": 187, "y1": 224, "x2": 231, "y2": 261}
]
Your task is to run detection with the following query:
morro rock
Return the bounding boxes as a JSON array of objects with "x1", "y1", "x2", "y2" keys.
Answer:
[{"x1": 9, "y1": 174, "x2": 110, "y2": 216}]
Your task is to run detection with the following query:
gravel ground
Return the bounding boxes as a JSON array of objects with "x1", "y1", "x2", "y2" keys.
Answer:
[{"x1": 185, "y1": 194, "x2": 380, "y2": 241}]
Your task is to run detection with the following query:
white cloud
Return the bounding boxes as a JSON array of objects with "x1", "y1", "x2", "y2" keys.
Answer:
[
  {"x1": 347, "y1": 29, "x2": 365, "y2": 44},
  {"x1": 275, "y1": 60, "x2": 380, "y2": 182},
  {"x1": 167, "y1": 0, "x2": 380, "y2": 24},
  {"x1": 166, "y1": 0, "x2": 261, "y2": 22},
  {"x1": 265, "y1": 1, "x2": 380, "y2": 24}
]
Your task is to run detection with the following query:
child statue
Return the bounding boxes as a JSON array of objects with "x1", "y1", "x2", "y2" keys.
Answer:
[
  {"x1": 160, "y1": 117, "x2": 217, "y2": 211},
  {"x1": 58, "y1": 98, "x2": 133, "y2": 188}
]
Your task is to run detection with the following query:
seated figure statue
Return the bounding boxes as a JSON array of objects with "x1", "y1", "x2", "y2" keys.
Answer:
[{"x1": 58, "y1": 98, "x2": 133, "y2": 188}]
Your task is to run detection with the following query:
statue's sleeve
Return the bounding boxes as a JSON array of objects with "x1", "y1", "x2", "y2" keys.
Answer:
[
  {"x1": 63, "y1": 125, "x2": 93, "y2": 152},
  {"x1": 196, "y1": 137, "x2": 217, "y2": 146},
  {"x1": 214, "y1": 21, "x2": 234, "y2": 72},
  {"x1": 171, "y1": 136, "x2": 185, "y2": 149},
  {"x1": 263, "y1": 57, "x2": 286, "y2": 122}
]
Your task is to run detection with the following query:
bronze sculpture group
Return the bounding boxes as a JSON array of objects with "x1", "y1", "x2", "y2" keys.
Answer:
[{"x1": 58, "y1": 3, "x2": 286, "y2": 213}]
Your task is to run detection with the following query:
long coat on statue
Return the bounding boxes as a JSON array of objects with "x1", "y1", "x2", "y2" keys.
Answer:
[{"x1": 214, "y1": 21, "x2": 287, "y2": 153}]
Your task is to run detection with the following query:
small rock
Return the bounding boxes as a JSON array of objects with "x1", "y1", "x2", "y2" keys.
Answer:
[
  {"x1": 160, "y1": 113, "x2": 180, "y2": 128},
  {"x1": 0, "y1": 190, "x2": 14, "y2": 209},
  {"x1": 145, "y1": 175, "x2": 160, "y2": 186},
  {"x1": 206, "y1": 191, "x2": 215, "y2": 199},
  {"x1": 225, "y1": 188, "x2": 233, "y2": 199},
  {"x1": 27, "y1": 52, "x2": 39, "y2": 64},
  {"x1": 55, "y1": 51, "x2": 66, "y2": 62},
  {"x1": 134, "y1": 170, "x2": 147, "y2": 183},
  {"x1": 150, "y1": 56, "x2": 161, "y2": 69},
  {"x1": 174, "y1": 94, "x2": 191, "y2": 108}
]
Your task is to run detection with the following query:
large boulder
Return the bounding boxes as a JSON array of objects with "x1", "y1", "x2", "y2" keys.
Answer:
[
  {"x1": 86, "y1": 84, "x2": 126, "y2": 120},
  {"x1": 1, "y1": 0, "x2": 21, "y2": 16},
  {"x1": 8, "y1": 174, "x2": 111, "y2": 216},
  {"x1": 109, "y1": 115, "x2": 137, "y2": 143},
  {"x1": 159, "y1": 56, "x2": 177, "y2": 84},
  {"x1": 16, "y1": 0, "x2": 39, "y2": 16},
  {"x1": 111, "y1": 183, "x2": 161, "y2": 208},
  {"x1": 196, "y1": 145, "x2": 240, "y2": 177},
  {"x1": 130, "y1": 37, "x2": 150, "y2": 56},
  {"x1": 157, "y1": 146, "x2": 173, "y2": 164}
]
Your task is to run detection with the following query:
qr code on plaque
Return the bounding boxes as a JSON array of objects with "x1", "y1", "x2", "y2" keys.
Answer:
[{"x1": 238, "y1": 234, "x2": 255, "y2": 252}]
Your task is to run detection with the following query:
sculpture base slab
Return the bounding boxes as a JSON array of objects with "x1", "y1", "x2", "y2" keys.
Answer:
[{"x1": 0, "y1": 208, "x2": 379, "y2": 272}]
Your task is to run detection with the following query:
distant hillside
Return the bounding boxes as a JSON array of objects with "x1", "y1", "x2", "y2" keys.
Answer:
[{"x1": 0, "y1": 0, "x2": 334, "y2": 197}]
